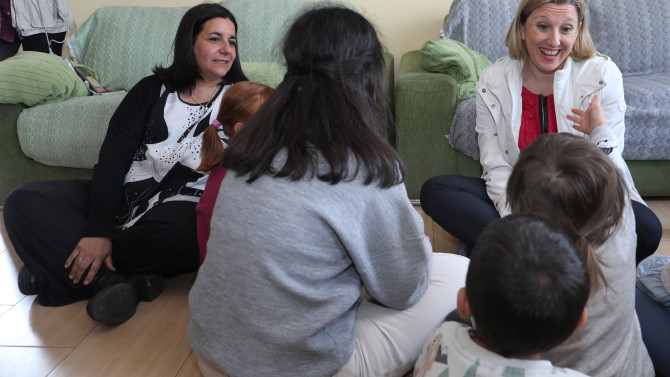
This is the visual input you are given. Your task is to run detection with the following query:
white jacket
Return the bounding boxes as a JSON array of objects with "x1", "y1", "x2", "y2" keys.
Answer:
[
  {"x1": 10, "y1": 0, "x2": 75, "y2": 37},
  {"x1": 475, "y1": 54, "x2": 643, "y2": 216}
]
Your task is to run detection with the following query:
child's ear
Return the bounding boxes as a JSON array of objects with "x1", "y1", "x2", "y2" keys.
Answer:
[
  {"x1": 574, "y1": 307, "x2": 588, "y2": 332},
  {"x1": 457, "y1": 287, "x2": 472, "y2": 319},
  {"x1": 233, "y1": 122, "x2": 244, "y2": 134}
]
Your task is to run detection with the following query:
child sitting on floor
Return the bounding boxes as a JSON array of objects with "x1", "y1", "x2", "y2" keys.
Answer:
[
  {"x1": 195, "y1": 81, "x2": 274, "y2": 265},
  {"x1": 414, "y1": 214, "x2": 590, "y2": 377}
]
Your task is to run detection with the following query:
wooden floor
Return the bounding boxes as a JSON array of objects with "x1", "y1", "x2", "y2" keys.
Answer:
[{"x1": 1, "y1": 200, "x2": 670, "y2": 377}]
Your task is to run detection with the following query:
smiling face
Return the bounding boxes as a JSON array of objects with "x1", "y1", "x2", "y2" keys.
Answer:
[
  {"x1": 193, "y1": 17, "x2": 237, "y2": 84},
  {"x1": 521, "y1": 3, "x2": 580, "y2": 76}
]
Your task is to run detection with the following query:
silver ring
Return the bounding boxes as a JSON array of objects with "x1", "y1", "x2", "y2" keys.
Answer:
[{"x1": 78, "y1": 256, "x2": 85, "y2": 261}]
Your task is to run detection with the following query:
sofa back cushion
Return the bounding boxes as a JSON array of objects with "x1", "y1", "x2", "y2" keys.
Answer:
[
  {"x1": 442, "y1": 0, "x2": 517, "y2": 62},
  {"x1": 587, "y1": 0, "x2": 670, "y2": 76},
  {"x1": 220, "y1": 0, "x2": 355, "y2": 63},
  {"x1": 68, "y1": 6, "x2": 189, "y2": 91},
  {"x1": 220, "y1": 0, "x2": 308, "y2": 62},
  {"x1": 444, "y1": 0, "x2": 670, "y2": 77}
]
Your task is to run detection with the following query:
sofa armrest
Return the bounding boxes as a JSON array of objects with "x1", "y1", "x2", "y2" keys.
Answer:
[
  {"x1": 0, "y1": 104, "x2": 92, "y2": 203},
  {"x1": 395, "y1": 50, "x2": 481, "y2": 200}
]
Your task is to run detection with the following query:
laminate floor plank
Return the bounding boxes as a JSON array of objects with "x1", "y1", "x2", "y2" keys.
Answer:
[
  {"x1": 0, "y1": 295, "x2": 95, "y2": 347},
  {"x1": 0, "y1": 248, "x2": 23, "y2": 305},
  {"x1": 47, "y1": 273, "x2": 196, "y2": 377},
  {"x1": 0, "y1": 346, "x2": 72, "y2": 377}
]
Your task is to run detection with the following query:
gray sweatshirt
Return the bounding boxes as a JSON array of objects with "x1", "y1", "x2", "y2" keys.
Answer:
[
  {"x1": 188, "y1": 152, "x2": 432, "y2": 377},
  {"x1": 543, "y1": 202, "x2": 654, "y2": 377}
]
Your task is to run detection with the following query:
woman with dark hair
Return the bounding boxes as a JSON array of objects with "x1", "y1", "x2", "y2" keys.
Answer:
[
  {"x1": 188, "y1": 5, "x2": 469, "y2": 377},
  {"x1": 507, "y1": 132, "x2": 653, "y2": 376},
  {"x1": 3, "y1": 3, "x2": 247, "y2": 325},
  {"x1": 420, "y1": 0, "x2": 661, "y2": 262}
]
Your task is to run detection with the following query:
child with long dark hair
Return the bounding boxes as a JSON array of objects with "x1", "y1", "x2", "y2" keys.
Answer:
[{"x1": 188, "y1": 5, "x2": 469, "y2": 377}]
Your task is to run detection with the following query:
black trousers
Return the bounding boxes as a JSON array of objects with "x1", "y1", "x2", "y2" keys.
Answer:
[
  {"x1": 420, "y1": 175, "x2": 662, "y2": 263},
  {"x1": 3, "y1": 180, "x2": 199, "y2": 306},
  {"x1": 636, "y1": 287, "x2": 670, "y2": 377},
  {"x1": 0, "y1": 31, "x2": 67, "y2": 61}
]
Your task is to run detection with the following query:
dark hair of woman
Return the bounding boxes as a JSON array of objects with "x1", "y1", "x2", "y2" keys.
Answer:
[
  {"x1": 222, "y1": 5, "x2": 403, "y2": 188},
  {"x1": 507, "y1": 133, "x2": 627, "y2": 290},
  {"x1": 198, "y1": 81, "x2": 274, "y2": 172},
  {"x1": 153, "y1": 3, "x2": 248, "y2": 93}
]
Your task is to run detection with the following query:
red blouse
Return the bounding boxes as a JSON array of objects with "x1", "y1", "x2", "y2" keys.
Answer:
[{"x1": 518, "y1": 86, "x2": 558, "y2": 150}]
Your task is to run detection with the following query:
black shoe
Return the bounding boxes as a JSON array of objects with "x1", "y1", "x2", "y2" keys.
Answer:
[
  {"x1": 86, "y1": 274, "x2": 164, "y2": 325},
  {"x1": 86, "y1": 281, "x2": 137, "y2": 325},
  {"x1": 18, "y1": 266, "x2": 38, "y2": 295},
  {"x1": 129, "y1": 274, "x2": 164, "y2": 302}
]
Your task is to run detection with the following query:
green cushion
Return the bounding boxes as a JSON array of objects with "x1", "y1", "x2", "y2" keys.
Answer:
[
  {"x1": 241, "y1": 62, "x2": 285, "y2": 88},
  {"x1": 0, "y1": 51, "x2": 88, "y2": 106},
  {"x1": 221, "y1": 0, "x2": 356, "y2": 63},
  {"x1": 18, "y1": 94, "x2": 125, "y2": 169},
  {"x1": 18, "y1": 62, "x2": 286, "y2": 169},
  {"x1": 220, "y1": 0, "x2": 312, "y2": 62},
  {"x1": 68, "y1": 6, "x2": 190, "y2": 91},
  {"x1": 420, "y1": 39, "x2": 491, "y2": 102}
]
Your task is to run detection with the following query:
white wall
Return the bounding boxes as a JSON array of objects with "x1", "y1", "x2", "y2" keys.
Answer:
[{"x1": 65, "y1": 0, "x2": 454, "y2": 74}]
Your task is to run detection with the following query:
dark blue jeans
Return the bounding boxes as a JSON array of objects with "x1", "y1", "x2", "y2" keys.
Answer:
[
  {"x1": 636, "y1": 287, "x2": 670, "y2": 377},
  {"x1": 420, "y1": 175, "x2": 661, "y2": 262}
]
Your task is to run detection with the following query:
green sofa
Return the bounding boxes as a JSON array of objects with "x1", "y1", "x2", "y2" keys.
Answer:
[
  {"x1": 395, "y1": 0, "x2": 670, "y2": 200},
  {"x1": 0, "y1": 0, "x2": 393, "y2": 204}
]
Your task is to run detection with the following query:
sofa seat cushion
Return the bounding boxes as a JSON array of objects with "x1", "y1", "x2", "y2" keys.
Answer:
[
  {"x1": 0, "y1": 51, "x2": 88, "y2": 106},
  {"x1": 17, "y1": 93, "x2": 125, "y2": 169},
  {"x1": 622, "y1": 73, "x2": 670, "y2": 160},
  {"x1": 16, "y1": 62, "x2": 285, "y2": 169}
]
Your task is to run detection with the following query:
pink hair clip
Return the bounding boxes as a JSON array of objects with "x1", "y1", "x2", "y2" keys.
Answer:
[{"x1": 212, "y1": 119, "x2": 223, "y2": 128}]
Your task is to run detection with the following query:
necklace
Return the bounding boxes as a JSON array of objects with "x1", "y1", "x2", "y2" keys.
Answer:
[{"x1": 189, "y1": 84, "x2": 220, "y2": 113}]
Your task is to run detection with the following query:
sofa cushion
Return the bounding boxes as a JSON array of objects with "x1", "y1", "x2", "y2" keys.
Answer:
[
  {"x1": 221, "y1": 0, "x2": 355, "y2": 62},
  {"x1": 420, "y1": 39, "x2": 491, "y2": 102},
  {"x1": 219, "y1": 0, "x2": 310, "y2": 62},
  {"x1": 622, "y1": 73, "x2": 670, "y2": 160},
  {"x1": 442, "y1": 0, "x2": 516, "y2": 62},
  {"x1": 587, "y1": 0, "x2": 670, "y2": 76},
  {"x1": 242, "y1": 62, "x2": 286, "y2": 88},
  {"x1": 17, "y1": 94, "x2": 125, "y2": 169},
  {"x1": 17, "y1": 61, "x2": 286, "y2": 169},
  {"x1": 0, "y1": 51, "x2": 88, "y2": 106},
  {"x1": 448, "y1": 72, "x2": 670, "y2": 162},
  {"x1": 68, "y1": 6, "x2": 190, "y2": 91},
  {"x1": 448, "y1": 97, "x2": 479, "y2": 161}
]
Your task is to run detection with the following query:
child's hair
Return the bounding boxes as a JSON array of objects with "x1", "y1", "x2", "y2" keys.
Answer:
[
  {"x1": 467, "y1": 213, "x2": 590, "y2": 357},
  {"x1": 507, "y1": 133, "x2": 627, "y2": 290},
  {"x1": 222, "y1": 5, "x2": 403, "y2": 187},
  {"x1": 197, "y1": 81, "x2": 274, "y2": 172}
]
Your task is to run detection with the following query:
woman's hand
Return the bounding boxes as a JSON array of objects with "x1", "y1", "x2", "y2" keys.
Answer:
[
  {"x1": 569, "y1": 94, "x2": 607, "y2": 135},
  {"x1": 64, "y1": 237, "x2": 114, "y2": 285}
]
